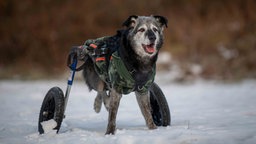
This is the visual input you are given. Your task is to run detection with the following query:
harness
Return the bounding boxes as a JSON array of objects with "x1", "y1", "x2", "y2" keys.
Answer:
[{"x1": 86, "y1": 32, "x2": 156, "y2": 94}]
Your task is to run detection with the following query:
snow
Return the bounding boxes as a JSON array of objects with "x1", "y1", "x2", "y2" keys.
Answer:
[
  {"x1": 40, "y1": 119, "x2": 57, "y2": 134},
  {"x1": 157, "y1": 52, "x2": 172, "y2": 64},
  {"x1": 0, "y1": 78, "x2": 256, "y2": 144}
]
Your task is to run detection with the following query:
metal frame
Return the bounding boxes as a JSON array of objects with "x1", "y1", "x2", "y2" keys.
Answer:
[{"x1": 63, "y1": 58, "x2": 77, "y2": 116}]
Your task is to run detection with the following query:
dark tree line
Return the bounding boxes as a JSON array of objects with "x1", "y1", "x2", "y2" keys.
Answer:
[{"x1": 0, "y1": 0, "x2": 255, "y2": 79}]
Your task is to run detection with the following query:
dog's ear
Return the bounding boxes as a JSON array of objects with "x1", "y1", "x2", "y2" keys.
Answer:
[
  {"x1": 153, "y1": 15, "x2": 168, "y2": 28},
  {"x1": 122, "y1": 15, "x2": 138, "y2": 28}
]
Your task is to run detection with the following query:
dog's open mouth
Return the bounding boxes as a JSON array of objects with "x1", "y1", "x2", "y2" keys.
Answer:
[{"x1": 142, "y1": 43, "x2": 155, "y2": 54}]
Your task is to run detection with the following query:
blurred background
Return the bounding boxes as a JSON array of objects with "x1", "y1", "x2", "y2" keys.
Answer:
[{"x1": 0, "y1": 0, "x2": 255, "y2": 81}]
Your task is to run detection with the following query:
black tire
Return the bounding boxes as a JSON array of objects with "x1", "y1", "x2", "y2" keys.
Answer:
[
  {"x1": 149, "y1": 82, "x2": 171, "y2": 126},
  {"x1": 38, "y1": 87, "x2": 65, "y2": 134}
]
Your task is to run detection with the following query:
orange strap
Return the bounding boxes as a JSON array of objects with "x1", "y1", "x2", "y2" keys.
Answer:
[
  {"x1": 89, "y1": 43, "x2": 97, "y2": 49},
  {"x1": 96, "y1": 57, "x2": 106, "y2": 62}
]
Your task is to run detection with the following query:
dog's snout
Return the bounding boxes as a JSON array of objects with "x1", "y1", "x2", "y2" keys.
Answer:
[{"x1": 146, "y1": 30, "x2": 156, "y2": 43}]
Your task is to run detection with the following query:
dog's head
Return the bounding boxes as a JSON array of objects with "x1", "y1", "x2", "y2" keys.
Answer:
[{"x1": 123, "y1": 15, "x2": 168, "y2": 60}]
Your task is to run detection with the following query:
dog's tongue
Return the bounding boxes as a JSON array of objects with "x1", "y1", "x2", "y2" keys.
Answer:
[{"x1": 145, "y1": 44, "x2": 155, "y2": 53}]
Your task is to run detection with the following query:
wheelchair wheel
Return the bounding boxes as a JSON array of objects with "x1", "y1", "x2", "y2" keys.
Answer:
[
  {"x1": 38, "y1": 87, "x2": 65, "y2": 134},
  {"x1": 149, "y1": 83, "x2": 171, "y2": 126}
]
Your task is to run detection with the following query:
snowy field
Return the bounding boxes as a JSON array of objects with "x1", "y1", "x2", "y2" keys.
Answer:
[{"x1": 0, "y1": 77, "x2": 256, "y2": 144}]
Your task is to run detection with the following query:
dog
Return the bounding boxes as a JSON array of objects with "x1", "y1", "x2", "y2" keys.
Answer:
[{"x1": 74, "y1": 15, "x2": 167, "y2": 134}]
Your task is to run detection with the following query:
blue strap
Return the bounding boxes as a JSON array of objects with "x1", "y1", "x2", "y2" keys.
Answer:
[{"x1": 68, "y1": 59, "x2": 77, "y2": 85}]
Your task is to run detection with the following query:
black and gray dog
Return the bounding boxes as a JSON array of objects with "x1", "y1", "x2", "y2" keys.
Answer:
[{"x1": 69, "y1": 15, "x2": 167, "y2": 134}]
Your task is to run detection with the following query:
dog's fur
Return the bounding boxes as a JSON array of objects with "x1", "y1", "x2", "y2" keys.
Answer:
[{"x1": 82, "y1": 15, "x2": 167, "y2": 135}]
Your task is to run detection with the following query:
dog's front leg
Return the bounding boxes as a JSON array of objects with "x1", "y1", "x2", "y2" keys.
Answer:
[
  {"x1": 135, "y1": 91, "x2": 157, "y2": 130},
  {"x1": 105, "y1": 89, "x2": 122, "y2": 135}
]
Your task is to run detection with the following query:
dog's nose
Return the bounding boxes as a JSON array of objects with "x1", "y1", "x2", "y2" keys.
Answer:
[{"x1": 147, "y1": 30, "x2": 156, "y2": 43}]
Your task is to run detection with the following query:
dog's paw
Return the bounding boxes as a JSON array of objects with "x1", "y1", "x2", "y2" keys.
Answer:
[
  {"x1": 105, "y1": 127, "x2": 116, "y2": 135},
  {"x1": 149, "y1": 124, "x2": 157, "y2": 130},
  {"x1": 148, "y1": 123, "x2": 157, "y2": 130},
  {"x1": 94, "y1": 95, "x2": 102, "y2": 113}
]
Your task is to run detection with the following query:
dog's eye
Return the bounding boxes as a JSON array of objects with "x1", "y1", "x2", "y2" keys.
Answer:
[
  {"x1": 153, "y1": 27, "x2": 158, "y2": 32},
  {"x1": 138, "y1": 28, "x2": 145, "y2": 32}
]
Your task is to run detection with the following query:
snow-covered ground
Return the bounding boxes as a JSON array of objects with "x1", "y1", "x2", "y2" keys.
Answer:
[{"x1": 0, "y1": 77, "x2": 256, "y2": 144}]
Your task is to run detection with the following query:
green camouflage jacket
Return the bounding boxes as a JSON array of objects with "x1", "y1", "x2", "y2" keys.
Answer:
[{"x1": 84, "y1": 32, "x2": 155, "y2": 94}]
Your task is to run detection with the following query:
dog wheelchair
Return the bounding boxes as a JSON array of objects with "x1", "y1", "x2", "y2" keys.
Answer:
[{"x1": 38, "y1": 45, "x2": 171, "y2": 134}]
